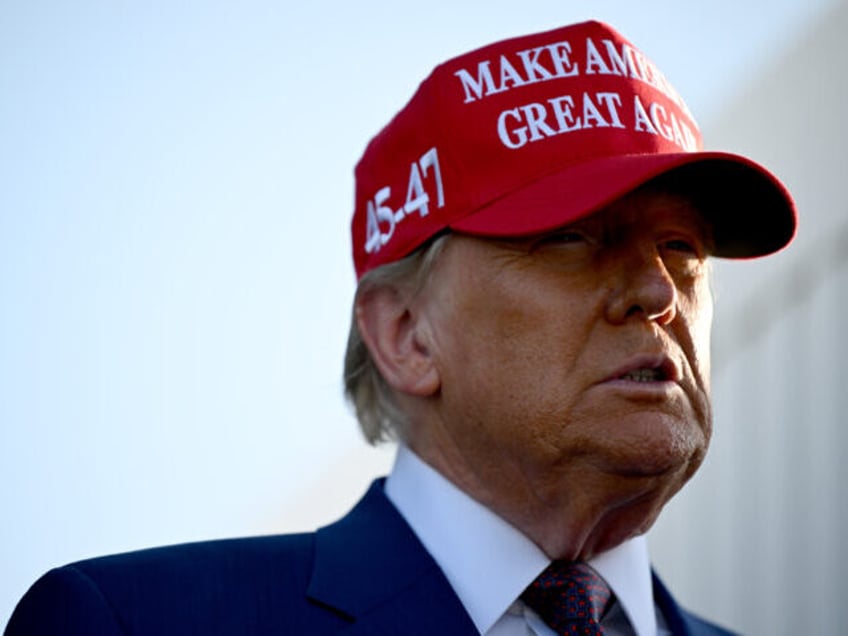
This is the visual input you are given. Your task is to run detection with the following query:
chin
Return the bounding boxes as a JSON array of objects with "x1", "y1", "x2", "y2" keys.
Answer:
[{"x1": 601, "y1": 415, "x2": 708, "y2": 480}]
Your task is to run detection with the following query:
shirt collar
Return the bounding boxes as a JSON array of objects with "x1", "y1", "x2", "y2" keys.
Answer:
[
  {"x1": 590, "y1": 533, "x2": 658, "y2": 636},
  {"x1": 385, "y1": 444, "x2": 658, "y2": 636}
]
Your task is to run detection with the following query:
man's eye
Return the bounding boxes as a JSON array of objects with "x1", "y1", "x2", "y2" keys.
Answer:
[{"x1": 663, "y1": 239, "x2": 699, "y2": 255}]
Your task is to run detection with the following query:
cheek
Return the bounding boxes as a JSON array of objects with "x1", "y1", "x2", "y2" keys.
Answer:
[
  {"x1": 448, "y1": 283, "x2": 594, "y2": 375},
  {"x1": 674, "y1": 269, "x2": 713, "y2": 377},
  {"x1": 676, "y1": 281, "x2": 714, "y2": 442},
  {"x1": 689, "y1": 285, "x2": 714, "y2": 382},
  {"x1": 433, "y1": 278, "x2": 590, "y2": 411}
]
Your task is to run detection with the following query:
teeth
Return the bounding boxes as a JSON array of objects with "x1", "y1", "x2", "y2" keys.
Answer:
[{"x1": 621, "y1": 368, "x2": 662, "y2": 382}]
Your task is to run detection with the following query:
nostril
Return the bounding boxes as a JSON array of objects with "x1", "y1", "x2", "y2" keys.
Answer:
[
  {"x1": 622, "y1": 299, "x2": 676, "y2": 324},
  {"x1": 605, "y1": 254, "x2": 680, "y2": 325}
]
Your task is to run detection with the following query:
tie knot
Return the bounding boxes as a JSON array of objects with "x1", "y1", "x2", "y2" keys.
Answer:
[{"x1": 521, "y1": 561, "x2": 612, "y2": 635}]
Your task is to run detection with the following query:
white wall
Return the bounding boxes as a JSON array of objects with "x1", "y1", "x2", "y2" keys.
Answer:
[{"x1": 650, "y1": 3, "x2": 848, "y2": 632}]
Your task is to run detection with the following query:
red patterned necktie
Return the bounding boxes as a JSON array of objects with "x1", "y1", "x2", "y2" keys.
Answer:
[{"x1": 521, "y1": 561, "x2": 613, "y2": 635}]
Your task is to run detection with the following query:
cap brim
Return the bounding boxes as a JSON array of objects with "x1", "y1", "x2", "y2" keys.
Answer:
[{"x1": 450, "y1": 152, "x2": 797, "y2": 259}]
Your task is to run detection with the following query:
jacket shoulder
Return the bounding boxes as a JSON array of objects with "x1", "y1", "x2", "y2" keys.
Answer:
[
  {"x1": 5, "y1": 533, "x2": 349, "y2": 635},
  {"x1": 7, "y1": 480, "x2": 477, "y2": 636}
]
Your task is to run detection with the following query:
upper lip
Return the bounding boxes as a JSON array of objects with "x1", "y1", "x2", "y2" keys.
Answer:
[{"x1": 605, "y1": 354, "x2": 681, "y2": 383}]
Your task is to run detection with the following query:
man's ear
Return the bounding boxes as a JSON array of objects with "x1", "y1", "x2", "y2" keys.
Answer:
[{"x1": 355, "y1": 284, "x2": 440, "y2": 397}]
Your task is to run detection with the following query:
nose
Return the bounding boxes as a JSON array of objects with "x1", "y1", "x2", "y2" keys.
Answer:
[{"x1": 605, "y1": 245, "x2": 678, "y2": 325}]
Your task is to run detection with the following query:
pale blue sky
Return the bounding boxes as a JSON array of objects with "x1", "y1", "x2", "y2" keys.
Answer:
[{"x1": 0, "y1": 0, "x2": 836, "y2": 624}]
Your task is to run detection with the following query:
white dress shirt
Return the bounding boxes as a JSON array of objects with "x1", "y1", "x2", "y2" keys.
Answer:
[{"x1": 385, "y1": 444, "x2": 670, "y2": 636}]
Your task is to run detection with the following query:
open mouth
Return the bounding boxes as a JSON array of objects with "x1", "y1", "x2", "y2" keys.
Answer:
[
  {"x1": 619, "y1": 368, "x2": 666, "y2": 383},
  {"x1": 611, "y1": 356, "x2": 679, "y2": 384}
]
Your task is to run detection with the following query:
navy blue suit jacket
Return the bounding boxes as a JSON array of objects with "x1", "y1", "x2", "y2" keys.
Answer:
[{"x1": 5, "y1": 479, "x2": 735, "y2": 635}]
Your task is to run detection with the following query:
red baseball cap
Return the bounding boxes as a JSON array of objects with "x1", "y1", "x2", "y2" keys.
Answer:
[{"x1": 351, "y1": 20, "x2": 797, "y2": 279}]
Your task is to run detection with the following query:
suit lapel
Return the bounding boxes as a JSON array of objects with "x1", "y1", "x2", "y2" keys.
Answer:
[
  {"x1": 653, "y1": 571, "x2": 693, "y2": 635},
  {"x1": 307, "y1": 479, "x2": 478, "y2": 636}
]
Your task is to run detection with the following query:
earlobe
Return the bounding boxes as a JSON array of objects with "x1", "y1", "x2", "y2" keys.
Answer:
[{"x1": 355, "y1": 285, "x2": 441, "y2": 397}]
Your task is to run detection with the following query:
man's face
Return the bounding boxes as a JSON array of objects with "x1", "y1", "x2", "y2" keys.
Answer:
[{"x1": 409, "y1": 188, "x2": 714, "y2": 556}]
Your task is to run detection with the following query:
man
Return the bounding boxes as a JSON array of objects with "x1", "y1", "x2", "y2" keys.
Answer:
[{"x1": 6, "y1": 20, "x2": 795, "y2": 636}]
